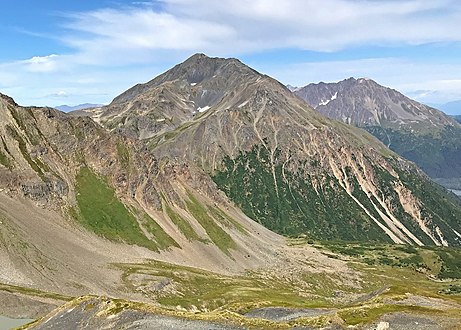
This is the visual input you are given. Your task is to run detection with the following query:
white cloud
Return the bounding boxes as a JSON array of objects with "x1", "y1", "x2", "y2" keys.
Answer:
[
  {"x1": 22, "y1": 54, "x2": 60, "y2": 72},
  {"x1": 60, "y1": 8, "x2": 234, "y2": 65},
  {"x1": 0, "y1": 55, "x2": 160, "y2": 106},
  {"x1": 49, "y1": 90, "x2": 69, "y2": 98},
  {"x1": 57, "y1": 0, "x2": 461, "y2": 64},
  {"x1": 2, "y1": 0, "x2": 461, "y2": 106}
]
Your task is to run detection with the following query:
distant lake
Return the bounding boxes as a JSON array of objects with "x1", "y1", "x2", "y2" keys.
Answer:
[
  {"x1": 450, "y1": 189, "x2": 461, "y2": 196},
  {"x1": 0, "y1": 316, "x2": 33, "y2": 330}
]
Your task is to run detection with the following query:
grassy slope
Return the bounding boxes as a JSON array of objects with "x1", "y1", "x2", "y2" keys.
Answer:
[
  {"x1": 185, "y1": 191, "x2": 237, "y2": 255},
  {"x1": 74, "y1": 167, "x2": 177, "y2": 252}
]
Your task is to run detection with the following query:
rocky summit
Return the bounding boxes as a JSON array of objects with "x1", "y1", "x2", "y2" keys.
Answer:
[
  {"x1": 1, "y1": 55, "x2": 461, "y2": 329},
  {"x1": 294, "y1": 78, "x2": 461, "y2": 188}
]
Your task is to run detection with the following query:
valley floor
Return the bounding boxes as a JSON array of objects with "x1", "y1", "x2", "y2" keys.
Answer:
[{"x1": 3, "y1": 239, "x2": 461, "y2": 329}]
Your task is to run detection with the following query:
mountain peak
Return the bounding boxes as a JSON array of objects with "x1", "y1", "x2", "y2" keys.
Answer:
[
  {"x1": 294, "y1": 77, "x2": 461, "y2": 180},
  {"x1": 165, "y1": 53, "x2": 251, "y2": 83},
  {"x1": 111, "y1": 53, "x2": 258, "y2": 104},
  {"x1": 338, "y1": 77, "x2": 377, "y2": 86}
]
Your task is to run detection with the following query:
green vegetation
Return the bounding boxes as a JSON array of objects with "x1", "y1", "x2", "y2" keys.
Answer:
[
  {"x1": 441, "y1": 284, "x2": 461, "y2": 295},
  {"x1": 185, "y1": 192, "x2": 236, "y2": 255},
  {"x1": 8, "y1": 105, "x2": 43, "y2": 146},
  {"x1": 316, "y1": 240, "x2": 461, "y2": 280},
  {"x1": 212, "y1": 144, "x2": 390, "y2": 242},
  {"x1": 436, "y1": 249, "x2": 461, "y2": 279},
  {"x1": 10, "y1": 239, "x2": 461, "y2": 329},
  {"x1": 164, "y1": 203, "x2": 202, "y2": 241},
  {"x1": 6, "y1": 125, "x2": 46, "y2": 179},
  {"x1": 135, "y1": 208, "x2": 179, "y2": 250},
  {"x1": 338, "y1": 304, "x2": 436, "y2": 326},
  {"x1": 116, "y1": 260, "x2": 332, "y2": 313},
  {"x1": 0, "y1": 282, "x2": 72, "y2": 302},
  {"x1": 114, "y1": 245, "x2": 461, "y2": 328},
  {"x1": 370, "y1": 163, "x2": 438, "y2": 246},
  {"x1": 74, "y1": 167, "x2": 176, "y2": 251},
  {"x1": 116, "y1": 142, "x2": 130, "y2": 168},
  {"x1": 393, "y1": 165, "x2": 461, "y2": 245},
  {"x1": 209, "y1": 206, "x2": 248, "y2": 235},
  {"x1": 0, "y1": 150, "x2": 11, "y2": 169},
  {"x1": 212, "y1": 143, "x2": 461, "y2": 245},
  {"x1": 366, "y1": 125, "x2": 461, "y2": 179}
]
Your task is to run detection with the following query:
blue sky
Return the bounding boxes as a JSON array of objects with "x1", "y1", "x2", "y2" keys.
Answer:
[{"x1": 1, "y1": 0, "x2": 461, "y2": 114}]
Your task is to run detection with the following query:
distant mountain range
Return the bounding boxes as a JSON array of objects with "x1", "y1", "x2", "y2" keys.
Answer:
[
  {"x1": 437, "y1": 100, "x2": 461, "y2": 115},
  {"x1": 294, "y1": 78, "x2": 461, "y2": 188},
  {"x1": 55, "y1": 103, "x2": 103, "y2": 112}
]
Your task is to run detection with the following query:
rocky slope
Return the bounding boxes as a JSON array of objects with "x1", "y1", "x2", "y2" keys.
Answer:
[
  {"x1": 294, "y1": 78, "x2": 461, "y2": 181},
  {"x1": 0, "y1": 91, "x2": 289, "y2": 306},
  {"x1": 92, "y1": 55, "x2": 461, "y2": 247}
]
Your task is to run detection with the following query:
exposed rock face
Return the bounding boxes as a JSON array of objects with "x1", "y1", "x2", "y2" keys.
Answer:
[
  {"x1": 93, "y1": 54, "x2": 461, "y2": 247},
  {"x1": 98, "y1": 53, "x2": 264, "y2": 140},
  {"x1": 27, "y1": 297, "x2": 245, "y2": 330},
  {"x1": 294, "y1": 78, "x2": 455, "y2": 129},
  {"x1": 0, "y1": 93, "x2": 285, "y2": 299},
  {"x1": 294, "y1": 78, "x2": 461, "y2": 180}
]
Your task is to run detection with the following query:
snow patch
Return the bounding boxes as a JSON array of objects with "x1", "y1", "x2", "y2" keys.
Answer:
[
  {"x1": 358, "y1": 78, "x2": 371, "y2": 83},
  {"x1": 190, "y1": 83, "x2": 197, "y2": 86},
  {"x1": 197, "y1": 106, "x2": 210, "y2": 113},
  {"x1": 318, "y1": 92, "x2": 338, "y2": 106},
  {"x1": 319, "y1": 99, "x2": 330, "y2": 106}
]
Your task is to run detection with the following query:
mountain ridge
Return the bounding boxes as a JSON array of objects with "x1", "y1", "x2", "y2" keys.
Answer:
[
  {"x1": 295, "y1": 77, "x2": 458, "y2": 130},
  {"x1": 91, "y1": 54, "x2": 461, "y2": 247},
  {"x1": 294, "y1": 77, "x2": 461, "y2": 181},
  {"x1": 0, "y1": 93, "x2": 284, "y2": 294}
]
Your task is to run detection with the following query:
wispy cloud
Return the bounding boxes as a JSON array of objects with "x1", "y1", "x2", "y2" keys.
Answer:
[
  {"x1": 2, "y1": 0, "x2": 461, "y2": 106},
  {"x1": 0, "y1": 54, "x2": 158, "y2": 106},
  {"x1": 59, "y1": 0, "x2": 461, "y2": 65}
]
